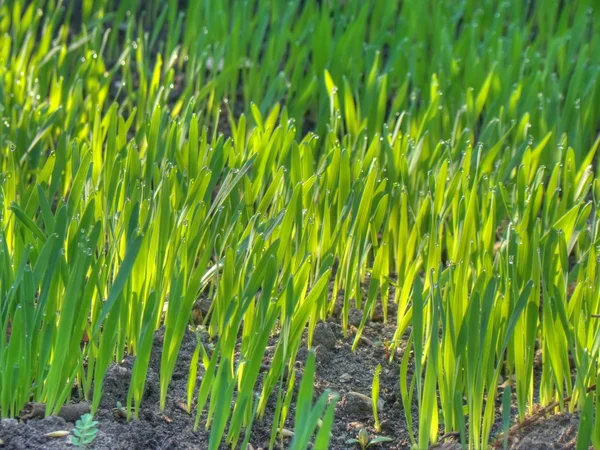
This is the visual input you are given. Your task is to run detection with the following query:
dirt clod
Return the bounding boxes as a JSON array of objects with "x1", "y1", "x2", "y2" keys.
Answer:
[
  {"x1": 349, "y1": 308, "x2": 363, "y2": 327},
  {"x1": 339, "y1": 372, "x2": 352, "y2": 383},
  {"x1": 0, "y1": 417, "x2": 75, "y2": 450},
  {"x1": 314, "y1": 344, "x2": 332, "y2": 365},
  {"x1": 312, "y1": 322, "x2": 336, "y2": 350},
  {"x1": 511, "y1": 413, "x2": 579, "y2": 450},
  {"x1": 339, "y1": 392, "x2": 372, "y2": 420}
]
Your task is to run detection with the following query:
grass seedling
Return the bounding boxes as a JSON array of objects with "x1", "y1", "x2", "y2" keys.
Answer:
[{"x1": 346, "y1": 428, "x2": 393, "y2": 450}]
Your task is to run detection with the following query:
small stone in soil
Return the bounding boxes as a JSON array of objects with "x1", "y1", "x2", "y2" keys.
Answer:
[
  {"x1": 339, "y1": 373, "x2": 352, "y2": 383},
  {"x1": 369, "y1": 321, "x2": 383, "y2": 329}
]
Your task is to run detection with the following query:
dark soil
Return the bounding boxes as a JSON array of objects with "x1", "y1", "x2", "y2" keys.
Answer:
[
  {"x1": 0, "y1": 291, "x2": 586, "y2": 450},
  {"x1": 509, "y1": 413, "x2": 581, "y2": 450},
  {"x1": 0, "y1": 327, "x2": 212, "y2": 450}
]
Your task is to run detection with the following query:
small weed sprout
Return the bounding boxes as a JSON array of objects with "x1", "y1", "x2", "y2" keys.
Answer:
[
  {"x1": 70, "y1": 413, "x2": 99, "y2": 448},
  {"x1": 346, "y1": 428, "x2": 393, "y2": 449}
]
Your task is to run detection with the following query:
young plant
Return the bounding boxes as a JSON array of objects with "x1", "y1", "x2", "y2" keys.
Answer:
[
  {"x1": 372, "y1": 364, "x2": 382, "y2": 432},
  {"x1": 70, "y1": 414, "x2": 99, "y2": 448},
  {"x1": 346, "y1": 428, "x2": 394, "y2": 450}
]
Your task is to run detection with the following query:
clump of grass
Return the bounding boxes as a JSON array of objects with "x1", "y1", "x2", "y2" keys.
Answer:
[{"x1": 0, "y1": 1, "x2": 599, "y2": 449}]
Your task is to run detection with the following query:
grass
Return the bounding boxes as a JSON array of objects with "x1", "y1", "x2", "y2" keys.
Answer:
[{"x1": 0, "y1": 0, "x2": 599, "y2": 448}]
